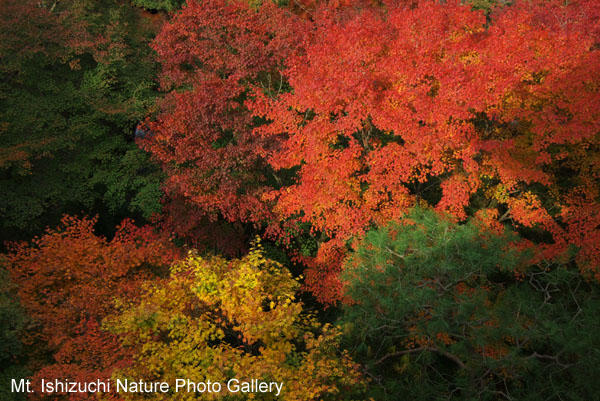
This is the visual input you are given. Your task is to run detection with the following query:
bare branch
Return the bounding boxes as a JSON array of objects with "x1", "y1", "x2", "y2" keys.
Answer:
[
  {"x1": 526, "y1": 352, "x2": 573, "y2": 369},
  {"x1": 372, "y1": 346, "x2": 427, "y2": 366},
  {"x1": 372, "y1": 346, "x2": 466, "y2": 369}
]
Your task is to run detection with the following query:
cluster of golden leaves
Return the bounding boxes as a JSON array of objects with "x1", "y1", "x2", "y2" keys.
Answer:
[{"x1": 105, "y1": 241, "x2": 362, "y2": 400}]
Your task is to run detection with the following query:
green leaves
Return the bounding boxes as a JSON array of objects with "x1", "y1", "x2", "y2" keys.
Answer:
[
  {"x1": 0, "y1": 0, "x2": 164, "y2": 242},
  {"x1": 131, "y1": 0, "x2": 185, "y2": 12}
]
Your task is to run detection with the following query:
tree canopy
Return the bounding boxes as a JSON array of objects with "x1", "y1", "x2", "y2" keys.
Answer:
[
  {"x1": 340, "y1": 208, "x2": 600, "y2": 400},
  {"x1": 2, "y1": 0, "x2": 600, "y2": 399}
]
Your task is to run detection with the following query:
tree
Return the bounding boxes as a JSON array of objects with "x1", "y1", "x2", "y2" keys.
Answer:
[
  {"x1": 5, "y1": 216, "x2": 176, "y2": 400},
  {"x1": 148, "y1": 0, "x2": 600, "y2": 303},
  {"x1": 339, "y1": 208, "x2": 600, "y2": 400},
  {"x1": 248, "y1": 0, "x2": 600, "y2": 302},
  {"x1": 131, "y1": 0, "x2": 185, "y2": 12},
  {"x1": 105, "y1": 241, "x2": 362, "y2": 400},
  {"x1": 142, "y1": 0, "x2": 304, "y2": 244},
  {"x1": 0, "y1": 266, "x2": 29, "y2": 401},
  {"x1": 0, "y1": 0, "x2": 165, "y2": 244}
]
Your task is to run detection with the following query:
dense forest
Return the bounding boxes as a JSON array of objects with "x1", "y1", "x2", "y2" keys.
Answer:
[{"x1": 1, "y1": 0, "x2": 599, "y2": 399}]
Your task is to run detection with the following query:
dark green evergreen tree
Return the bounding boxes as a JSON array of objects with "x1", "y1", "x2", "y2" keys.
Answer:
[{"x1": 339, "y1": 208, "x2": 600, "y2": 400}]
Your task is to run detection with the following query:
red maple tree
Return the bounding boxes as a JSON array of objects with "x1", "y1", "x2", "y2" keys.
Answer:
[
  {"x1": 147, "y1": 0, "x2": 600, "y2": 303},
  {"x1": 6, "y1": 216, "x2": 176, "y2": 399},
  {"x1": 142, "y1": 0, "x2": 305, "y2": 246},
  {"x1": 251, "y1": 0, "x2": 600, "y2": 302}
]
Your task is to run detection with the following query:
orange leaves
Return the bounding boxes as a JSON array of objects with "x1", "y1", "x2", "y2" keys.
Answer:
[
  {"x1": 5, "y1": 215, "x2": 176, "y2": 399},
  {"x1": 144, "y1": 0, "x2": 302, "y2": 237},
  {"x1": 300, "y1": 239, "x2": 348, "y2": 306},
  {"x1": 436, "y1": 174, "x2": 479, "y2": 221},
  {"x1": 255, "y1": 1, "x2": 493, "y2": 221},
  {"x1": 256, "y1": 0, "x2": 600, "y2": 299},
  {"x1": 147, "y1": 0, "x2": 600, "y2": 302},
  {"x1": 560, "y1": 197, "x2": 600, "y2": 280},
  {"x1": 507, "y1": 192, "x2": 552, "y2": 229}
]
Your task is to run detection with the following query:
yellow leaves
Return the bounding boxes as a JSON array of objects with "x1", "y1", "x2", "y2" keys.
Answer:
[
  {"x1": 105, "y1": 243, "x2": 362, "y2": 400},
  {"x1": 393, "y1": 354, "x2": 411, "y2": 374},
  {"x1": 459, "y1": 50, "x2": 481, "y2": 66},
  {"x1": 491, "y1": 183, "x2": 509, "y2": 203}
]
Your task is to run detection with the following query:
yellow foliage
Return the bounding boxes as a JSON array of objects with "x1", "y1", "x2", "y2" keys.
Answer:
[{"x1": 104, "y1": 242, "x2": 362, "y2": 400}]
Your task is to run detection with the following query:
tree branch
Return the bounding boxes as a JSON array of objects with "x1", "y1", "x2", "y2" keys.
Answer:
[
  {"x1": 372, "y1": 346, "x2": 427, "y2": 366},
  {"x1": 526, "y1": 352, "x2": 573, "y2": 369},
  {"x1": 372, "y1": 345, "x2": 466, "y2": 369}
]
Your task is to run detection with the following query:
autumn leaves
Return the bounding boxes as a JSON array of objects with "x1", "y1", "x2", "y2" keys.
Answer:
[
  {"x1": 146, "y1": 0, "x2": 600, "y2": 303},
  {"x1": 2, "y1": 0, "x2": 600, "y2": 399}
]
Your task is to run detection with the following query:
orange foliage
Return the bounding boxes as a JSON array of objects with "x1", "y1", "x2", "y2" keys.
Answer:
[
  {"x1": 148, "y1": 0, "x2": 600, "y2": 303},
  {"x1": 5, "y1": 216, "x2": 176, "y2": 400},
  {"x1": 250, "y1": 0, "x2": 600, "y2": 302}
]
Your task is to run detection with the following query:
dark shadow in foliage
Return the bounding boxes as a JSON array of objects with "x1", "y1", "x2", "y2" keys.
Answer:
[{"x1": 0, "y1": 266, "x2": 30, "y2": 401}]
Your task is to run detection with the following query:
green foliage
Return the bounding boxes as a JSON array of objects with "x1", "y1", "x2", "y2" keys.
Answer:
[
  {"x1": 468, "y1": 0, "x2": 510, "y2": 12},
  {"x1": 130, "y1": 0, "x2": 185, "y2": 11},
  {"x1": 339, "y1": 208, "x2": 600, "y2": 400},
  {"x1": 0, "y1": 0, "x2": 163, "y2": 243}
]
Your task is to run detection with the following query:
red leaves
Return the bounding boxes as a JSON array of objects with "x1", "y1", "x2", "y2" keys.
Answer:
[
  {"x1": 436, "y1": 174, "x2": 479, "y2": 221},
  {"x1": 253, "y1": 0, "x2": 600, "y2": 301},
  {"x1": 153, "y1": 0, "x2": 288, "y2": 90},
  {"x1": 6, "y1": 216, "x2": 176, "y2": 399},
  {"x1": 143, "y1": 0, "x2": 305, "y2": 238},
  {"x1": 148, "y1": 0, "x2": 600, "y2": 302}
]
